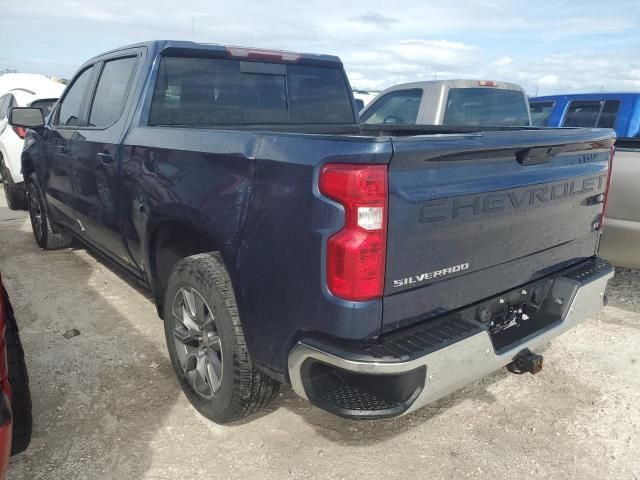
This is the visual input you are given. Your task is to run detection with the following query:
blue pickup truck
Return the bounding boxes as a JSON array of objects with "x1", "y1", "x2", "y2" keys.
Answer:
[
  {"x1": 530, "y1": 93, "x2": 640, "y2": 268},
  {"x1": 529, "y1": 92, "x2": 640, "y2": 135},
  {"x1": 9, "y1": 41, "x2": 615, "y2": 423}
]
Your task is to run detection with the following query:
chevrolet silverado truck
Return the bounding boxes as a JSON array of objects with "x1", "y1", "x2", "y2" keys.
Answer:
[
  {"x1": 9, "y1": 41, "x2": 615, "y2": 423},
  {"x1": 530, "y1": 93, "x2": 640, "y2": 268}
]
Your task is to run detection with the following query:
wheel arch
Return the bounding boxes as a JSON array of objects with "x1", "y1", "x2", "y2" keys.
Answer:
[
  {"x1": 21, "y1": 151, "x2": 35, "y2": 180},
  {"x1": 145, "y1": 216, "x2": 227, "y2": 313}
]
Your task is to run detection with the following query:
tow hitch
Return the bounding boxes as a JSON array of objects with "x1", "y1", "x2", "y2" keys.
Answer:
[{"x1": 507, "y1": 352, "x2": 544, "y2": 375}]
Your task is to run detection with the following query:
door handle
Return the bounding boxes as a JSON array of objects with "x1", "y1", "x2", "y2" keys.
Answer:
[
  {"x1": 56, "y1": 145, "x2": 69, "y2": 153},
  {"x1": 97, "y1": 152, "x2": 114, "y2": 163}
]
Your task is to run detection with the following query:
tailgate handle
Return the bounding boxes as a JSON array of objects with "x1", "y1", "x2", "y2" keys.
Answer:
[{"x1": 516, "y1": 146, "x2": 562, "y2": 166}]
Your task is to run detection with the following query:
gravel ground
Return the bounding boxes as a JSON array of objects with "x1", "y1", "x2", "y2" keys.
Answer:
[{"x1": 1, "y1": 196, "x2": 639, "y2": 480}]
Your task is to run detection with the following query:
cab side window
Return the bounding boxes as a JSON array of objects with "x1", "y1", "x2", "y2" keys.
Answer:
[
  {"x1": 562, "y1": 101, "x2": 601, "y2": 128},
  {"x1": 563, "y1": 100, "x2": 620, "y2": 129},
  {"x1": 54, "y1": 66, "x2": 95, "y2": 127}
]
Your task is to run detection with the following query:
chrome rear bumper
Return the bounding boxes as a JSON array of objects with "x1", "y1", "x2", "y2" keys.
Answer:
[{"x1": 288, "y1": 259, "x2": 613, "y2": 418}]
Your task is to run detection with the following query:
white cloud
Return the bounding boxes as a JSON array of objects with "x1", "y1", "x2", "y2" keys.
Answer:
[
  {"x1": 537, "y1": 74, "x2": 559, "y2": 88},
  {"x1": 386, "y1": 40, "x2": 476, "y2": 65},
  {"x1": 493, "y1": 56, "x2": 514, "y2": 67}
]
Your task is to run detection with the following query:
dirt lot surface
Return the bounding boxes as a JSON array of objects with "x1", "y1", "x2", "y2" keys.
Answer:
[{"x1": 1, "y1": 196, "x2": 639, "y2": 480}]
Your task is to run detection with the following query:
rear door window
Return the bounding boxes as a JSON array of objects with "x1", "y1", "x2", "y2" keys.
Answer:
[
  {"x1": 360, "y1": 89, "x2": 423, "y2": 124},
  {"x1": 55, "y1": 66, "x2": 95, "y2": 127},
  {"x1": 529, "y1": 101, "x2": 555, "y2": 126},
  {"x1": 443, "y1": 88, "x2": 530, "y2": 126},
  {"x1": 89, "y1": 57, "x2": 138, "y2": 127}
]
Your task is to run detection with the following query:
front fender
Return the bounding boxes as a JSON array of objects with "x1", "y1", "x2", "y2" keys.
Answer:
[{"x1": 21, "y1": 130, "x2": 48, "y2": 180}]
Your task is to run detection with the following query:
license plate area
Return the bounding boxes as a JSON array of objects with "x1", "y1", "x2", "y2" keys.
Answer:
[{"x1": 477, "y1": 277, "x2": 580, "y2": 353}]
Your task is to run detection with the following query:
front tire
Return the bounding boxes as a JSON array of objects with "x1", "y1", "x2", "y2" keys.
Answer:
[
  {"x1": 26, "y1": 177, "x2": 72, "y2": 250},
  {"x1": 164, "y1": 252, "x2": 280, "y2": 424}
]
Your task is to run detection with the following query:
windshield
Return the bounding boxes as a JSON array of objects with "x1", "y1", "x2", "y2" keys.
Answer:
[
  {"x1": 443, "y1": 88, "x2": 530, "y2": 126},
  {"x1": 360, "y1": 89, "x2": 423, "y2": 124},
  {"x1": 149, "y1": 56, "x2": 355, "y2": 126}
]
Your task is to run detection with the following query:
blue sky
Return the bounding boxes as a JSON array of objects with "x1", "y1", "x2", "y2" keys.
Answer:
[{"x1": 1, "y1": 0, "x2": 639, "y2": 95}]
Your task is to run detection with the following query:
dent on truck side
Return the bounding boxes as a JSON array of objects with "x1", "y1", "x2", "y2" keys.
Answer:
[
  {"x1": 119, "y1": 127, "x2": 259, "y2": 302},
  {"x1": 236, "y1": 134, "x2": 393, "y2": 377}
]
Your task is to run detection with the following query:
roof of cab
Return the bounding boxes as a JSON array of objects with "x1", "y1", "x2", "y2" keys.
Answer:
[
  {"x1": 531, "y1": 92, "x2": 640, "y2": 102},
  {"x1": 81, "y1": 40, "x2": 342, "y2": 68},
  {"x1": 377, "y1": 79, "x2": 525, "y2": 93}
]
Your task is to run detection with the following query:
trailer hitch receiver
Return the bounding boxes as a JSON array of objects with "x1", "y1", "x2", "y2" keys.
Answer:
[{"x1": 507, "y1": 352, "x2": 543, "y2": 375}]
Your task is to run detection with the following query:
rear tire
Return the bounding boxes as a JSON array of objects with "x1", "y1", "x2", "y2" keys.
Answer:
[
  {"x1": 3, "y1": 182, "x2": 28, "y2": 211},
  {"x1": 3, "y1": 290, "x2": 32, "y2": 455},
  {"x1": 164, "y1": 252, "x2": 280, "y2": 424},
  {"x1": 26, "y1": 177, "x2": 72, "y2": 250}
]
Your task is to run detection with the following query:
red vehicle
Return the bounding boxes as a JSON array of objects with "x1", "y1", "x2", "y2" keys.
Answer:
[{"x1": 0, "y1": 271, "x2": 32, "y2": 478}]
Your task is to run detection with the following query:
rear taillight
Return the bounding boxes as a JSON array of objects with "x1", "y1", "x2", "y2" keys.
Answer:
[
  {"x1": 12, "y1": 126, "x2": 27, "y2": 139},
  {"x1": 319, "y1": 164, "x2": 388, "y2": 301},
  {"x1": 600, "y1": 145, "x2": 615, "y2": 228},
  {"x1": 478, "y1": 80, "x2": 498, "y2": 87}
]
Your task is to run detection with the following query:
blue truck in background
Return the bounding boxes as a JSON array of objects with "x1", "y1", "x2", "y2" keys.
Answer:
[
  {"x1": 530, "y1": 93, "x2": 640, "y2": 268},
  {"x1": 529, "y1": 92, "x2": 640, "y2": 137},
  {"x1": 8, "y1": 41, "x2": 616, "y2": 423}
]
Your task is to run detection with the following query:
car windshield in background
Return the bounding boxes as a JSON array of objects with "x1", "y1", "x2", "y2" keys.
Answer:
[
  {"x1": 443, "y1": 88, "x2": 530, "y2": 126},
  {"x1": 149, "y1": 56, "x2": 354, "y2": 125},
  {"x1": 530, "y1": 101, "x2": 555, "y2": 126},
  {"x1": 30, "y1": 99, "x2": 58, "y2": 118},
  {"x1": 360, "y1": 89, "x2": 423, "y2": 124}
]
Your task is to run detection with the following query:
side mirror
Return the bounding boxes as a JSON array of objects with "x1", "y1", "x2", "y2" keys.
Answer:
[
  {"x1": 354, "y1": 99, "x2": 365, "y2": 112},
  {"x1": 9, "y1": 107, "x2": 45, "y2": 129}
]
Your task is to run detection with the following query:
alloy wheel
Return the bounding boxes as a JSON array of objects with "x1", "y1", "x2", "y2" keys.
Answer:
[
  {"x1": 171, "y1": 286, "x2": 223, "y2": 399},
  {"x1": 28, "y1": 183, "x2": 43, "y2": 242}
]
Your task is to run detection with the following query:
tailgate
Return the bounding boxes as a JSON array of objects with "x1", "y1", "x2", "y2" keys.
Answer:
[{"x1": 382, "y1": 128, "x2": 614, "y2": 332}]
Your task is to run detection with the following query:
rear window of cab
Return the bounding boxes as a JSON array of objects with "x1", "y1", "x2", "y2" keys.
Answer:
[
  {"x1": 443, "y1": 88, "x2": 530, "y2": 126},
  {"x1": 149, "y1": 56, "x2": 355, "y2": 126}
]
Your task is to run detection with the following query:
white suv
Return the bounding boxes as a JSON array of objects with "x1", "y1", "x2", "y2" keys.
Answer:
[{"x1": 0, "y1": 74, "x2": 64, "y2": 210}]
